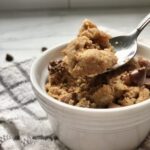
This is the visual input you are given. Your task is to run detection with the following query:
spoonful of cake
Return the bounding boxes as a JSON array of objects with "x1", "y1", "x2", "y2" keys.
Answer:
[{"x1": 110, "y1": 13, "x2": 150, "y2": 70}]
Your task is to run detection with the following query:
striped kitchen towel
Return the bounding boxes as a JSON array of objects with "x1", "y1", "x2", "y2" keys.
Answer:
[
  {"x1": 0, "y1": 59, "x2": 149, "y2": 150},
  {"x1": 0, "y1": 59, "x2": 68, "y2": 150}
]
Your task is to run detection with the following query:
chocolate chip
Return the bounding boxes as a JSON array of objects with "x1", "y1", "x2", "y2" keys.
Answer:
[
  {"x1": 146, "y1": 67, "x2": 150, "y2": 77},
  {"x1": 49, "y1": 60, "x2": 62, "y2": 67},
  {"x1": 58, "y1": 60, "x2": 62, "y2": 64},
  {"x1": 5, "y1": 54, "x2": 14, "y2": 62},
  {"x1": 41, "y1": 47, "x2": 48, "y2": 52},
  {"x1": 63, "y1": 78, "x2": 68, "y2": 83},
  {"x1": 138, "y1": 57, "x2": 150, "y2": 67},
  {"x1": 72, "y1": 93, "x2": 77, "y2": 100},
  {"x1": 48, "y1": 60, "x2": 65, "y2": 75},
  {"x1": 130, "y1": 67, "x2": 146, "y2": 86},
  {"x1": 49, "y1": 61, "x2": 57, "y2": 67},
  {"x1": 138, "y1": 57, "x2": 150, "y2": 77},
  {"x1": 121, "y1": 74, "x2": 131, "y2": 85},
  {"x1": 49, "y1": 68, "x2": 56, "y2": 74},
  {"x1": 48, "y1": 61, "x2": 57, "y2": 72},
  {"x1": 144, "y1": 78, "x2": 150, "y2": 88}
]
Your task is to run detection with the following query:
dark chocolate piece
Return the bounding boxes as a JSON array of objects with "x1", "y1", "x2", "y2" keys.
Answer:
[
  {"x1": 138, "y1": 57, "x2": 150, "y2": 77},
  {"x1": 5, "y1": 54, "x2": 14, "y2": 62},
  {"x1": 130, "y1": 67, "x2": 146, "y2": 86},
  {"x1": 144, "y1": 78, "x2": 150, "y2": 88},
  {"x1": 41, "y1": 47, "x2": 48, "y2": 52},
  {"x1": 48, "y1": 60, "x2": 64, "y2": 75},
  {"x1": 138, "y1": 57, "x2": 150, "y2": 67},
  {"x1": 72, "y1": 92, "x2": 77, "y2": 100},
  {"x1": 146, "y1": 67, "x2": 150, "y2": 77}
]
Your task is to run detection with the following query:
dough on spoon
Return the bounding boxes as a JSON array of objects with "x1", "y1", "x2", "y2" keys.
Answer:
[{"x1": 63, "y1": 19, "x2": 117, "y2": 77}]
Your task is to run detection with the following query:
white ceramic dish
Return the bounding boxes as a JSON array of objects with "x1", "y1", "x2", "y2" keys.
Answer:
[{"x1": 30, "y1": 35, "x2": 150, "y2": 150}]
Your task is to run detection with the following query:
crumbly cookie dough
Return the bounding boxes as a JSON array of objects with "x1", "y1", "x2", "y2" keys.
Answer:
[
  {"x1": 46, "y1": 56, "x2": 150, "y2": 108},
  {"x1": 45, "y1": 20, "x2": 150, "y2": 108},
  {"x1": 63, "y1": 19, "x2": 117, "y2": 77}
]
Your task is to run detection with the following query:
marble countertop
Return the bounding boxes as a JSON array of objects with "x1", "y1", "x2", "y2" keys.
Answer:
[{"x1": 0, "y1": 8, "x2": 150, "y2": 67}]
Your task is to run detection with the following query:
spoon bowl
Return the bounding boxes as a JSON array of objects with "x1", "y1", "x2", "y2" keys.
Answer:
[
  {"x1": 109, "y1": 13, "x2": 150, "y2": 71},
  {"x1": 110, "y1": 35, "x2": 137, "y2": 69}
]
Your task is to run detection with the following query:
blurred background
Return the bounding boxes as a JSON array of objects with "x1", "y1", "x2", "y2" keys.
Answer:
[
  {"x1": 0, "y1": 0, "x2": 149, "y2": 66},
  {"x1": 0, "y1": 0, "x2": 150, "y2": 10}
]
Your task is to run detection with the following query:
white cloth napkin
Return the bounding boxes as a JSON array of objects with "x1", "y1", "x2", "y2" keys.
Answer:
[
  {"x1": 0, "y1": 59, "x2": 149, "y2": 150},
  {"x1": 0, "y1": 59, "x2": 69, "y2": 150}
]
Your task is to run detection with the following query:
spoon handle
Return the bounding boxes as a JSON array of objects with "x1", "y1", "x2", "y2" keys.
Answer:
[{"x1": 132, "y1": 13, "x2": 150, "y2": 38}]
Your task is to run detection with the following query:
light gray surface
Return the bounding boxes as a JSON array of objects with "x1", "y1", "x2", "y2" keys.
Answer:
[
  {"x1": 0, "y1": 8, "x2": 149, "y2": 67},
  {"x1": 70, "y1": 0, "x2": 150, "y2": 8},
  {"x1": 0, "y1": 0, "x2": 150, "y2": 10},
  {"x1": 0, "y1": 0, "x2": 68, "y2": 10}
]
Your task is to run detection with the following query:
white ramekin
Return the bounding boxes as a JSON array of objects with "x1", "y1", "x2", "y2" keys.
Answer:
[{"x1": 30, "y1": 42, "x2": 150, "y2": 150}]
